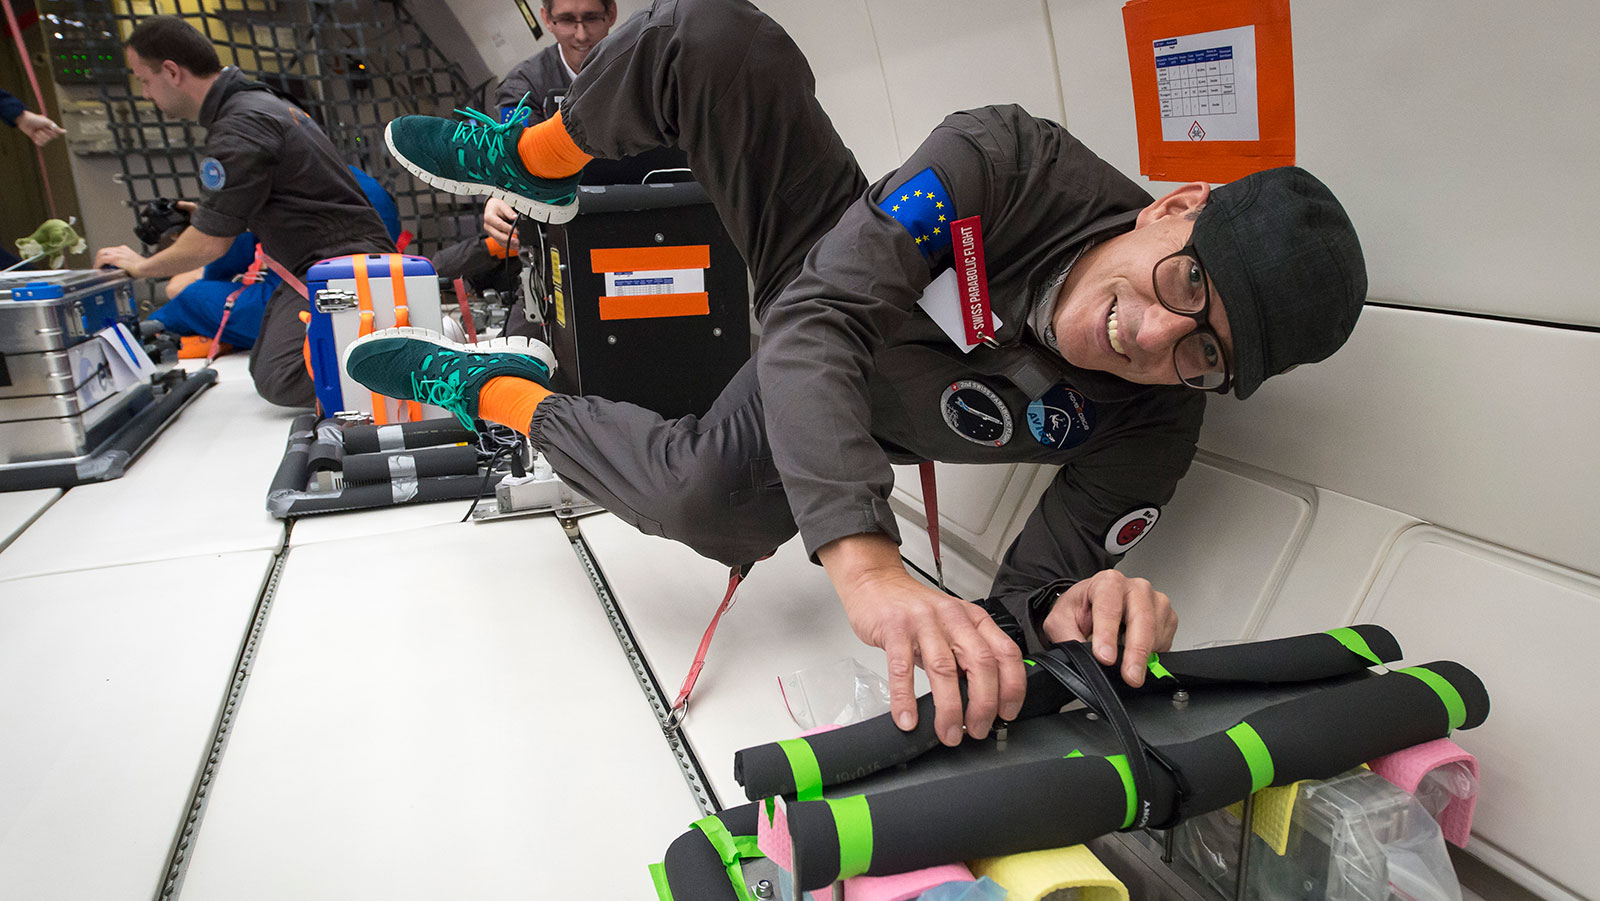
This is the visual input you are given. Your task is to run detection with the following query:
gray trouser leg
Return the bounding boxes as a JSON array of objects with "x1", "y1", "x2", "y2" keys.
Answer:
[
  {"x1": 248, "y1": 281, "x2": 316, "y2": 408},
  {"x1": 562, "y1": 0, "x2": 866, "y2": 311},
  {"x1": 532, "y1": 359, "x2": 792, "y2": 567},
  {"x1": 530, "y1": 0, "x2": 867, "y2": 565}
]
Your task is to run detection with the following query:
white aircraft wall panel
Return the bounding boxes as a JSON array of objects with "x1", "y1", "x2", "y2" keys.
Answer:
[
  {"x1": 890, "y1": 460, "x2": 1054, "y2": 567},
  {"x1": 866, "y1": 0, "x2": 1065, "y2": 163},
  {"x1": 1047, "y1": 0, "x2": 1599, "y2": 328},
  {"x1": 1116, "y1": 457, "x2": 1313, "y2": 649},
  {"x1": 1251, "y1": 489, "x2": 1421, "y2": 640},
  {"x1": 1199, "y1": 306, "x2": 1600, "y2": 581},
  {"x1": 1356, "y1": 527, "x2": 1600, "y2": 900},
  {"x1": 761, "y1": 0, "x2": 903, "y2": 181}
]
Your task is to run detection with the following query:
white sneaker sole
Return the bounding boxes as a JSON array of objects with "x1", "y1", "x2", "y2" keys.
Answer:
[
  {"x1": 342, "y1": 325, "x2": 559, "y2": 380},
  {"x1": 385, "y1": 121, "x2": 580, "y2": 225}
]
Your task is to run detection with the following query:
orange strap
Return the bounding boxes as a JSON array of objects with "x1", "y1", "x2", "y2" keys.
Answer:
[
  {"x1": 352, "y1": 255, "x2": 388, "y2": 424},
  {"x1": 387, "y1": 255, "x2": 421, "y2": 421}
]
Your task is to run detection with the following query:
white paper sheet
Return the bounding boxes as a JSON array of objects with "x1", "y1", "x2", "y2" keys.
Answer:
[{"x1": 1154, "y1": 25, "x2": 1260, "y2": 143}]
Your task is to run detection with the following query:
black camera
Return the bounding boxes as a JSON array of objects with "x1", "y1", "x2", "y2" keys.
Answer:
[{"x1": 133, "y1": 198, "x2": 191, "y2": 246}]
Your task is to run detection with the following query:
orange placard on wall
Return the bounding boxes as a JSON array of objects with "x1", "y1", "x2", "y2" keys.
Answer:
[{"x1": 1123, "y1": 0, "x2": 1294, "y2": 184}]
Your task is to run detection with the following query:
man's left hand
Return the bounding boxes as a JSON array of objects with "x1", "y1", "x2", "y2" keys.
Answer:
[
  {"x1": 95, "y1": 245, "x2": 148, "y2": 278},
  {"x1": 1041, "y1": 569, "x2": 1178, "y2": 686}
]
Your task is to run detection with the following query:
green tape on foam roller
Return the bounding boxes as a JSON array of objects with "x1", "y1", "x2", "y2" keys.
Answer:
[
  {"x1": 1226, "y1": 721, "x2": 1275, "y2": 793},
  {"x1": 777, "y1": 738, "x2": 824, "y2": 801},
  {"x1": 826, "y1": 794, "x2": 875, "y2": 880}
]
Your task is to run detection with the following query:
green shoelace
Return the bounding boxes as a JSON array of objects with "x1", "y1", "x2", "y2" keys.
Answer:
[{"x1": 447, "y1": 95, "x2": 536, "y2": 167}]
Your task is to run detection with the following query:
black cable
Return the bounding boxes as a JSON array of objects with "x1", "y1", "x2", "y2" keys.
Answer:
[{"x1": 461, "y1": 441, "x2": 513, "y2": 523}]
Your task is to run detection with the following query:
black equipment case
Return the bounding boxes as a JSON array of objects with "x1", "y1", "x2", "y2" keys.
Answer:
[{"x1": 535, "y1": 181, "x2": 749, "y2": 420}]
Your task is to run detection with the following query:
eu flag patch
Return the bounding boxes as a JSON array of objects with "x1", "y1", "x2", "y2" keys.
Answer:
[{"x1": 878, "y1": 167, "x2": 955, "y2": 260}]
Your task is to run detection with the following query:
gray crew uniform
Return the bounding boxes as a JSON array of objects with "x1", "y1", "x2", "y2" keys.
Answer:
[
  {"x1": 496, "y1": 43, "x2": 571, "y2": 124},
  {"x1": 528, "y1": 0, "x2": 1205, "y2": 636},
  {"x1": 190, "y1": 67, "x2": 397, "y2": 407}
]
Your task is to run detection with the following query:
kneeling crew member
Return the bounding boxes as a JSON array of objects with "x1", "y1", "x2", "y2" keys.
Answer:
[{"x1": 94, "y1": 15, "x2": 396, "y2": 407}]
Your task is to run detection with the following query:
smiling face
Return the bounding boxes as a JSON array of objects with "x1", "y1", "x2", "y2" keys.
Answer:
[
  {"x1": 1050, "y1": 182, "x2": 1234, "y2": 387},
  {"x1": 541, "y1": 0, "x2": 617, "y2": 72}
]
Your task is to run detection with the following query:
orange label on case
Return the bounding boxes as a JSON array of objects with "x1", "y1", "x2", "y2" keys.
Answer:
[
  {"x1": 590, "y1": 245, "x2": 710, "y2": 273},
  {"x1": 598, "y1": 292, "x2": 710, "y2": 320}
]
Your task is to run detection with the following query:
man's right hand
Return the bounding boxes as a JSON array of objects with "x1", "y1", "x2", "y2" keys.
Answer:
[
  {"x1": 819, "y1": 533, "x2": 1027, "y2": 747},
  {"x1": 16, "y1": 110, "x2": 66, "y2": 147},
  {"x1": 483, "y1": 197, "x2": 522, "y2": 250}
]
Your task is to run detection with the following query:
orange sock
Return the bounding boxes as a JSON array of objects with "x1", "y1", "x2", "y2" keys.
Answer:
[
  {"x1": 478, "y1": 376, "x2": 551, "y2": 431},
  {"x1": 515, "y1": 111, "x2": 593, "y2": 178}
]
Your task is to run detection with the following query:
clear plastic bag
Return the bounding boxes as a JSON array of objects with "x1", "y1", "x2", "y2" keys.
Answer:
[
  {"x1": 779, "y1": 657, "x2": 892, "y2": 730},
  {"x1": 1175, "y1": 768, "x2": 1462, "y2": 900},
  {"x1": 1412, "y1": 761, "x2": 1478, "y2": 823}
]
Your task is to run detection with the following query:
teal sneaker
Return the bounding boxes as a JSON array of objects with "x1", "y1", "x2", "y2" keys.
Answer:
[
  {"x1": 342, "y1": 327, "x2": 558, "y2": 430},
  {"x1": 383, "y1": 97, "x2": 581, "y2": 223}
]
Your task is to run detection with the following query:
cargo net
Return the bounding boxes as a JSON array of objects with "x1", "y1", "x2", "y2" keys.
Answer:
[{"x1": 54, "y1": 0, "x2": 488, "y2": 263}]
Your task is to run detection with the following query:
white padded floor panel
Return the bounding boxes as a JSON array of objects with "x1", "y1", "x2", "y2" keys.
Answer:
[
  {"x1": 0, "y1": 356, "x2": 295, "y2": 581},
  {"x1": 577, "y1": 514, "x2": 927, "y2": 808},
  {"x1": 286, "y1": 496, "x2": 493, "y2": 546},
  {"x1": 0, "y1": 487, "x2": 59, "y2": 552},
  {"x1": 0, "y1": 551, "x2": 270, "y2": 901},
  {"x1": 179, "y1": 515, "x2": 699, "y2": 901}
]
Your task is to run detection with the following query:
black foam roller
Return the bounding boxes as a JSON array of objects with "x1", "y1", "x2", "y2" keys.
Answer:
[
  {"x1": 341, "y1": 418, "x2": 474, "y2": 454},
  {"x1": 659, "y1": 803, "x2": 759, "y2": 901},
  {"x1": 773, "y1": 660, "x2": 1487, "y2": 891},
  {"x1": 342, "y1": 445, "x2": 479, "y2": 484}
]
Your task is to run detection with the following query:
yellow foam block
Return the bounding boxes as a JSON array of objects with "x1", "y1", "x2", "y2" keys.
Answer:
[
  {"x1": 968, "y1": 845, "x2": 1127, "y2": 901},
  {"x1": 1225, "y1": 781, "x2": 1302, "y2": 856},
  {"x1": 1225, "y1": 764, "x2": 1371, "y2": 856}
]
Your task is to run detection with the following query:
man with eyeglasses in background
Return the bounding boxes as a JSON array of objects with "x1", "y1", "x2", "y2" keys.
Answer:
[
  {"x1": 356, "y1": 0, "x2": 1366, "y2": 752},
  {"x1": 478, "y1": 0, "x2": 617, "y2": 264}
]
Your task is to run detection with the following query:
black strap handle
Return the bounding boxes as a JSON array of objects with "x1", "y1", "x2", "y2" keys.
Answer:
[{"x1": 1032, "y1": 641, "x2": 1158, "y2": 829}]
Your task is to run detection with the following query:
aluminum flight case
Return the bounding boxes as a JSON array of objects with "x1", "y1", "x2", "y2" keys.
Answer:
[
  {"x1": 535, "y1": 181, "x2": 750, "y2": 420},
  {"x1": 1, "y1": 270, "x2": 143, "y2": 463},
  {"x1": 0, "y1": 269, "x2": 136, "y2": 353}
]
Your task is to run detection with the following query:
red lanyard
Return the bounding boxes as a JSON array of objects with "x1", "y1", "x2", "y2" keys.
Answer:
[{"x1": 665, "y1": 565, "x2": 745, "y2": 731}]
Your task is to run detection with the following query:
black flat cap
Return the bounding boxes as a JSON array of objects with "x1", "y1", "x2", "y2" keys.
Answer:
[{"x1": 1191, "y1": 166, "x2": 1367, "y2": 399}]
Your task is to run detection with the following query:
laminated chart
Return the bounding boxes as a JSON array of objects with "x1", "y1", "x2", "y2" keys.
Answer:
[{"x1": 1155, "y1": 25, "x2": 1259, "y2": 142}]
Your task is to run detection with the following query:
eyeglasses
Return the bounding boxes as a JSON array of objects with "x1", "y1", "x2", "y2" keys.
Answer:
[
  {"x1": 1151, "y1": 246, "x2": 1232, "y2": 392},
  {"x1": 549, "y1": 12, "x2": 608, "y2": 28}
]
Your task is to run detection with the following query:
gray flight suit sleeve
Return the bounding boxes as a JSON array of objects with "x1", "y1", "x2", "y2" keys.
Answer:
[
  {"x1": 495, "y1": 50, "x2": 561, "y2": 126},
  {"x1": 190, "y1": 108, "x2": 281, "y2": 239},
  {"x1": 984, "y1": 391, "x2": 1204, "y2": 649},
  {"x1": 757, "y1": 110, "x2": 1037, "y2": 562}
]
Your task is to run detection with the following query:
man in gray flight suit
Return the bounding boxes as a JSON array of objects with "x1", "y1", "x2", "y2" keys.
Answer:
[
  {"x1": 481, "y1": 0, "x2": 619, "y2": 253},
  {"x1": 358, "y1": 0, "x2": 1367, "y2": 748},
  {"x1": 95, "y1": 15, "x2": 396, "y2": 407}
]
